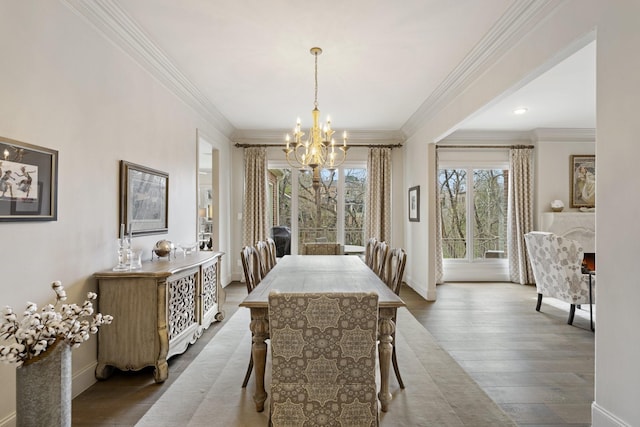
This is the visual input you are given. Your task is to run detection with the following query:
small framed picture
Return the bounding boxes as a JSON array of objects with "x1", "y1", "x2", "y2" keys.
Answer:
[
  {"x1": 408, "y1": 185, "x2": 420, "y2": 222},
  {"x1": 0, "y1": 136, "x2": 58, "y2": 222},
  {"x1": 570, "y1": 155, "x2": 595, "y2": 208},
  {"x1": 120, "y1": 160, "x2": 169, "y2": 236}
]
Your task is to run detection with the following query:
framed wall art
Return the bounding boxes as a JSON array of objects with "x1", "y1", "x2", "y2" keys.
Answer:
[
  {"x1": 119, "y1": 160, "x2": 168, "y2": 236},
  {"x1": 0, "y1": 136, "x2": 58, "y2": 222},
  {"x1": 570, "y1": 155, "x2": 595, "y2": 208},
  {"x1": 408, "y1": 185, "x2": 420, "y2": 222}
]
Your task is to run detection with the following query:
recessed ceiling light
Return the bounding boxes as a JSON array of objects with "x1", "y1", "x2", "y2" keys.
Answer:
[{"x1": 513, "y1": 107, "x2": 528, "y2": 115}]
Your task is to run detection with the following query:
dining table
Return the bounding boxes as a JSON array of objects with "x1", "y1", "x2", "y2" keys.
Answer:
[{"x1": 239, "y1": 254, "x2": 406, "y2": 413}]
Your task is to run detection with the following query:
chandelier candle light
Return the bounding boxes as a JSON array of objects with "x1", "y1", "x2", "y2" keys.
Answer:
[{"x1": 284, "y1": 47, "x2": 348, "y2": 197}]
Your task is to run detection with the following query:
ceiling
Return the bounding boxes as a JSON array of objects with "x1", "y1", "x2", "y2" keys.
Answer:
[{"x1": 80, "y1": 0, "x2": 595, "y2": 139}]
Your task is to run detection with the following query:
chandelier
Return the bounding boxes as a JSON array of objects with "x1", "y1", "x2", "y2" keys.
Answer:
[{"x1": 283, "y1": 47, "x2": 348, "y2": 190}]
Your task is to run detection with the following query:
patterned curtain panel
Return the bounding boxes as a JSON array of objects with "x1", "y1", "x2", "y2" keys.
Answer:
[
  {"x1": 507, "y1": 146, "x2": 535, "y2": 284},
  {"x1": 434, "y1": 150, "x2": 444, "y2": 284},
  {"x1": 365, "y1": 147, "x2": 391, "y2": 242},
  {"x1": 242, "y1": 147, "x2": 269, "y2": 247}
]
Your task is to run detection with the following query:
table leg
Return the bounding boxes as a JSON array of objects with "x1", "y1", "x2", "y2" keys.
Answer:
[
  {"x1": 378, "y1": 307, "x2": 396, "y2": 412},
  {"x1": 249, "y1": 308, "x2": 269, "y2": 412}
]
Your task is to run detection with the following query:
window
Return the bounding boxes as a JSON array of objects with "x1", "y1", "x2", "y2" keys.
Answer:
[
  {"x1": 439, "y1": 167, "x2": 508, "y2": 261},
  {"x1": 268, "y1": 165, "x2": 366, "y2": 254}
]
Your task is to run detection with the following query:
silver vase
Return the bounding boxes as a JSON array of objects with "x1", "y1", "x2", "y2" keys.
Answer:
[{"x1": 16, "y1": 340, "x2": 72, "y2": 427}]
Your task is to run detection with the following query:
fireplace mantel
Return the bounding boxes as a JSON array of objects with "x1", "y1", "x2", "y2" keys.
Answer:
[{"x1": 540, "y1": 212, "x2": 595, "y2": 252}]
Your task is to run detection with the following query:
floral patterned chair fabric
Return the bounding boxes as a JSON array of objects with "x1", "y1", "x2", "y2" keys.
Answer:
[
  {"x1": 524, "y1": 231, "x2": 595, "y2": 327},
  {"x1": 268, "y1": 292, "x2": 379, "y2": 427},
  {"x1": 303, "y1": 242, "x2": 342, "y2": 255}
]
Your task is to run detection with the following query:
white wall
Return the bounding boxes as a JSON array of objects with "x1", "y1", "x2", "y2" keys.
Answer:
[
  {"x1": 592, "y1": 1, "x2": 640, "y2": 425},
  {"x1": 0, "y1": 2, "x2": 233, "y2": 424},
  {"x1": 403, "y1": 0, "x2": 602, "y2": 298},
  {"x1": 535, "y1": 139, "x2": 595, "y2": 224},
  {"x1": 403, "y1": 0, "x2": 640, "y2": 425}
]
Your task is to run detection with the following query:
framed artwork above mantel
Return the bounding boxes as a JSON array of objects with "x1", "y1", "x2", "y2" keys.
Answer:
[{"x1": 570, "y1": 155, "x2": 595, "y2": 208}]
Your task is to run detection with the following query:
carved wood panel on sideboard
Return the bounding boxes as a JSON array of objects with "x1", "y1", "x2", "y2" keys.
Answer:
[{"x1": 94, "y1": 251, "x2": 224, "y2": 382}]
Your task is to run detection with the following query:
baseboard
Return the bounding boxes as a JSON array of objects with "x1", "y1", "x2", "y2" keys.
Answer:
[
  {"x1": 592, "y1": 402, "x2": 630, "y2": 427},
  {"x1": 72, "y1": 361, "x2": 98, "y2": 399}
]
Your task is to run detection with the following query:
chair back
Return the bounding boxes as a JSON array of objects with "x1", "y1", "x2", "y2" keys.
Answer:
[
  {"x1": 371, "y1": 241, "x2": 389, "y2": 278},
  {"x1": 240, "y1": 245, "x2": 263, "y2": 293},
  {"x1": 303, "y1": 242, "x2": 341, "y2": 255},
  {"x1": 364, "y1": 237, "x2": 378, "y2": 268},
  {"x1": 524, "y1": 231, "x2": 594, "y2": 304},
  {"x1": 268, "y1": 291, "x2": 379, "y2": 426},
  {"x1": 266, "y1": 237, "x2": 277, "y2": 266},
  {"x1": 255, "y1": 240, "x2": 272, "y2": 277},
  {"x1": 383, "y1": 248, "x2": 407, "y2": 295}
]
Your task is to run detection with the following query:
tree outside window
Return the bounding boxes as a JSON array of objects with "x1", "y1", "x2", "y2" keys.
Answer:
[
  {"x1": 269, "y1": 166, "x2": 366, "y2": 254},
  {"x1": 439, "y1": 168, "x2": 508, "y2": 260}
]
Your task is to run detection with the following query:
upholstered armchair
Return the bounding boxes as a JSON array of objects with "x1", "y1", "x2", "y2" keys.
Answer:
[
  {"x1": 268, "y1": 292, "x2": 379, "y2": 426},
  {"x1": 524, "y1": 231, "x2": 595, "y2": 329}
]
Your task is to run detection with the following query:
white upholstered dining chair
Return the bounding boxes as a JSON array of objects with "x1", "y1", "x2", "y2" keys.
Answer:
[{"x1": 268, "y1": 291, "x2": 379, "y2": 426}]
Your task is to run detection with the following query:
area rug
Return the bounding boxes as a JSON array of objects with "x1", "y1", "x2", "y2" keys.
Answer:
[{"x1": 136, "y1": 307, "x2": 516, "y2": 426}]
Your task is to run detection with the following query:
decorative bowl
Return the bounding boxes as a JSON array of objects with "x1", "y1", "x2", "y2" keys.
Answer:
[
  {"x1": 550, "y1": 199, "x2": 564, "y2": 212},
  {"x1": 179, "y1": 242, "x2": 198, "y2": 255},
  {"x1": 153, "y1": 240, "x2": 174, "y2": 257}
]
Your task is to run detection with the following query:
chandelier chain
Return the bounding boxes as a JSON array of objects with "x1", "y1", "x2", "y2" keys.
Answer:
[{"x1": 314, "y1": 51, "x2": 319, "y2": 110}]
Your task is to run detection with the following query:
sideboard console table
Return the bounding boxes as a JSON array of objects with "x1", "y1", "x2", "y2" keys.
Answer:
[{"x1": 94, "y1": 251, "x2": 224, "y2": 382}]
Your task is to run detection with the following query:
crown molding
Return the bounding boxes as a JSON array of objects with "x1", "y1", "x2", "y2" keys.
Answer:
[
  {"x1": 401, "y1": 0, "x2": 560, "y2": 138},
  {"x1": 231, "y1": 129, "x2": 405, "y2": 145},
  {"x1": 62, "y1": 0, "x2": 235, "y2": 139},
  {"x1": 441, "y1": 129, "x2": 533, "y2": 144},
  {"x1": 441, "y1": 127, "x2": 596, "y2": 144},
  {"x1": 532, "y1": 128, "x2": 595, "y2": 142}
]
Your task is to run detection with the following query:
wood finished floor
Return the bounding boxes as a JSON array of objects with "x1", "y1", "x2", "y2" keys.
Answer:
[{"x1": 72, "y1": 281, "x2": 594, "y2": 426}]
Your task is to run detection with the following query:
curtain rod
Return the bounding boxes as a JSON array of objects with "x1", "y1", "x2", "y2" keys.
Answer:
[
  {"x1": 436, "y1": 144, "x2": 534, "y2": 149},
  {"x1": 235, "y1": 143, "x2": 402, "y2": 149}
]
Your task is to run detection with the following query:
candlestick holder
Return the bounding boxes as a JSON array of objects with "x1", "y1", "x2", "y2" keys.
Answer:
[{"x1": 113, "y1": 237, "x2": 132, "y2": 271}]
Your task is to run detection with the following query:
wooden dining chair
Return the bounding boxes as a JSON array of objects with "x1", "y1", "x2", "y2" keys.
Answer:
[
  {"x1": 371, "y1": 241, "x2": 389, "y2": 279},
  {"x1": 382, "y1": 247, "x2": 407, "y2": 389},
  {"x1": 364, "y1": 237, "x2": 378, "y2": 268},
  {"x1": 240, "y1": 245, "x2": 263, "y2": 387},
  {"x1": 266, "y1": 237, "x2": 277, "y2": 267},
  {"x1": 268, "y1": 291, "x2": 379, "y2": 426},
  {"x1": 255, "y1": 240, "x2": 272, "y2": 277}
]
